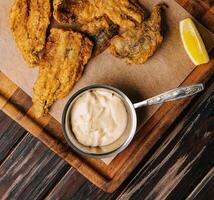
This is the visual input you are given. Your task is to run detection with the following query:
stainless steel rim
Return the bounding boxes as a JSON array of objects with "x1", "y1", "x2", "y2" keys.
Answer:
[{"x1": 62, "y1": 84, "x2": 137, "y2": 158}]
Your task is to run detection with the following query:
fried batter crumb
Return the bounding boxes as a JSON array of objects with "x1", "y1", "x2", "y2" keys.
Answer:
[
  {"x1": 110, "y1": 5, "x2": 164, "y2": 64},
  {"x1": 10, "y1": 0, "x2": 51, "y2": 66},
  {"x1": 32, "y1": 28, "x2": 93, "y2": 117},
  {"x1": 53, "y1": 0, "x2": 144, "y2": 29}
]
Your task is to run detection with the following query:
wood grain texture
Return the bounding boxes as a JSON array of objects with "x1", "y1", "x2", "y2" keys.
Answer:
[
  {"x1": 117, "y1": 81, "x2": 214, "y2": 200},
  {"x1": 40, "y1": 78, "x2": 214, "y2": 199},
  {"x1": 1, "y1": 54, "x2": 214, "y2": 193},
  {"x1": 176, "y1": 0, "x2": 214, "y2": 32},
  {"x1": 0, "y1": 0, "x2": 214, "y2": 193},
  {"x1": 47, "y1": 169, "x2": 120, "y2": 200},
  {"x1": 103, "y1": 56, "x2": 214, "y2": 192},
  {"x1": 0, "y1": 134, "x2": 70, "y2": 200},
  {"x1": 1, "y1": 83, "x2": 213, "y2": 200},
  {"x1": 0, "y1": 72, "x2": 18, "y2": 109},
  {"x1": 187, "y1": 167, "x2": 214, "y2": 200},
  {"x1": 0, "y1": 111, "x2": 26, "y2": 163},
  {"x1": 46, "y1": 169, "x2": 87, "y2": 200}
]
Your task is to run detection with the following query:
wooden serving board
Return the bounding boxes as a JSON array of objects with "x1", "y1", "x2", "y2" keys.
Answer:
[{"x1": 0, "y1": 0, "x2": 214, "y2": 192}]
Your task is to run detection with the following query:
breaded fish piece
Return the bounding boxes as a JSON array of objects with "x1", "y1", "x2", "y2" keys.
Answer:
[
  {"x1": 32, "y1": 28, "x2": 93, "y2": 117},
  {"x1": 80, "y1": 17, "x2": 119, "y2": 55},
  {"x1": 10, "y1": 0, "x2": 51, "y2": 66},
  {"x1": 110, "y1": 5, "x2": 163, "y2": 64},
  {"x1": 53, "y1": 0, "x2": 144, "y2": 29}
]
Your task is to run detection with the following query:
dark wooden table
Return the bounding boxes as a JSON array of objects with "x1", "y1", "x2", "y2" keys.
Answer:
[{"x1": 0, "y1": 1, "x2": 214, "y2": 199}]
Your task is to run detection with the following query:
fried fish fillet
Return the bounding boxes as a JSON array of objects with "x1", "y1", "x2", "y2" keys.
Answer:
[
  {"x1": 110, "y1": 5, "x2": 163, "y2": 64},
  {"x1": 53, "y1": 0, "x2": 144, "y2": 29},
  {"x1": 32, "y1": 28, "x2": 93, "y2": 117},
  {"x1": 80, "y1": 17, "x2": 119, "y2": 55},
  {"x1": 53, "y1": 0, "x2": 143, "y2": 54},
  {"x1": 10, "y1": 0, "x2": 51, "y2": 66}
]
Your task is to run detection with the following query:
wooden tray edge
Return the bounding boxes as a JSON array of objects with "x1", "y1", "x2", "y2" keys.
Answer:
[
  {"x1": 103, "y1": 56, "x2": 214, "y2": 192},
  {"x1": 0, "y1": 55, "x2": 214, "y2": 193}
]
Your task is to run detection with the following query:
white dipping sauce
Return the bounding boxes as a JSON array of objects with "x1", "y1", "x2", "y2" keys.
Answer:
[{"x1": 71, "y1": 89, "x2": 128, "y2": 147}]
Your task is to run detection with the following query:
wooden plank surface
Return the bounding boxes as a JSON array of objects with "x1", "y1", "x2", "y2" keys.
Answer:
[
  {"x1": 0, "y1": 134, "x2": 70, "y2": 200},
  {"x1": 0, "y1": 0, "x2": 213, "y2": 198},
  {"x1": 0, "y1": 0, "x2": 214, "y2": 192},
  {"x1": 47, "y1": 170, "x2": 120, "y2": 200},
  {"x1": 40, "y1": 76, "x2": 214, "y2": 199},
  {"x1": 0, "y1": 111, "x2": 26, "y2": 164},
  {"x1": 1, "y1": 81, "x2": 214, "y2": 199},
  {"x1": 176, "y1": 0, "x2": 214, "y2": 32},
  {"x1": 116, "y1": 79, "x2": 214, "y2": 200},
  {"x1": 187, "y1": 167, "x2": 214, "y2": 200},
  {"x1": 1, "y1": 51, "x2": 213, "y2": 192},
  {"x1": 47, "y1": 169, "x2": 87, "y2": 200}
]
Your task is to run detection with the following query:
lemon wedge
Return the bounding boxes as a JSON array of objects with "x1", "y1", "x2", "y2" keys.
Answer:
[{"x1": 180, "y1": 18, "x2": 209, "y2": 65}]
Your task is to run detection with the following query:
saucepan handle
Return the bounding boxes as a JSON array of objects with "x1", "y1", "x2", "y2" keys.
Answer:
[{"x1": 133, "y1": 83, "x2": 204, "y2": 109}]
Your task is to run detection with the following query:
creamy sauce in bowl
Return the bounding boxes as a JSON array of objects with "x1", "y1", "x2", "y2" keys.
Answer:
[{"x1": 70, "y1": 89, "x2": 128, "y2": 147}]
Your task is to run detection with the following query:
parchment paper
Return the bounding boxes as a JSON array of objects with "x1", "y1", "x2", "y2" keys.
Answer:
[{"x1": 0, "y1": 0, "x2": 214, "y2": 165}]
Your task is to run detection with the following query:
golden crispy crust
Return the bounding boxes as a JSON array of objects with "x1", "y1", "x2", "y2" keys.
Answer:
[
  {"x1": 80, "y1": 16, "x2": 119, "y2": 55},
  {"x1": 53, "y1": 0, "x2": 144, "y2": 29},
  {"x1": 10, "y1": 0, "x2": 51, "y2": 66},
  {"x1": 53, "y1": 0, "x2": 142, "y2": 54},
  {"x1": 110, "y1": 5, "x2": 163, "y2": 64},
  {"x1": 32, "y1": 28, "x2": 93, "y2": 117}
]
